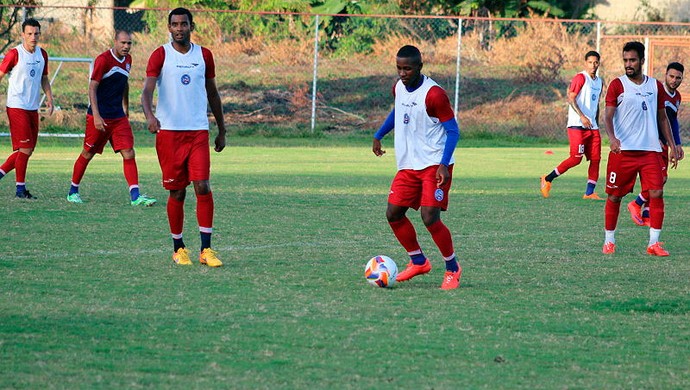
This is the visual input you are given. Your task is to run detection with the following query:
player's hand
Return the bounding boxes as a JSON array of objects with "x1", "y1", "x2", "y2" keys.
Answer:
[
  {"x1": 669, "y1": 145, "x2": 679, "y2": 169},
  {"x1": 581, "y1": 115, "x2": 593, "y2": 129},
  {"x1": 146, "y1": 116, "x2": 161, "y2": 134},
  {"x1": 436, "y1": 164, "x2": 450, "y2": 188},
  {"x1": 372, "y1": 139, "x2": 385, "y2": 156},
  {"x1": 676, "y1": 145, "x2": 684, "y2": 161},
  {"x1": 45, "y1": 99, "x2": 54, "y2": 116},
  {"x1": 94, "y1": 115, "x2": 106, "y2": 132},
  {"x1": 609, "y1": 137, "x2": 621, "y2": 153},
  {"x1": 214, "y1": 133, "x2": 226, "y2": 152}
]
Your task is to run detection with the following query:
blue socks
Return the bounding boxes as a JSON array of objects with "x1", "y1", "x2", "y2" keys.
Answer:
[
  {"x1": 69, "y1": 184, "x2": 79, "y2": 195},
  {"x1": 200, "y1": 232, "x2": 212, "y2": 252},
  {"x1": 130, "y1": 187, "x2": 140, "y2": 201},
  {"x1": 410, "y1": 252, "x2": 427, "y2": 265},
  {"x1": 16, "y1": 184, "x2": 26, "y2": 195},
  {"x1": 445, "y1": 257, "x2": 460, "y2": 272},
  {"x1": 585, "y1": 182, "x2": 596, "y2": 195},
  {"x1": 635, "y1": 195, "x2": 645, "y2": 206}
]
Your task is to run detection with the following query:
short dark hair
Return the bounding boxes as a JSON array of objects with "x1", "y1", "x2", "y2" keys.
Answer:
[
  {"x1": 168, "y1": 7, "x2": 193, "y2": 25},
  {"x1": 397, "y1": 45, "x2": 422, "y2": 62},
  {"x1": 667, "y1": 62, "x2": 684, "y2": 74},
  {"x1": 21, "y1": 18, "x2": 40, "y2": 32},
  {"x1": 585, "y1": 50, "x2": 600, "y2": 61},
  {"x1": 114, "y1": 30, "x2": 131, "y2": 40},
  {"x1": 623, "y1": 41, "x2": 645, "y2": 60}
]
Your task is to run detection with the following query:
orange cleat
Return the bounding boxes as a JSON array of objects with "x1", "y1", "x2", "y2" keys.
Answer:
[
  {"x1": 396, "y1": 259, "x2": 431, "y2": 282},
  {"x1": 540, "y1": 176, "x2": 551, "y2": 198},
  {"x1": 646, "y1": 242, "x2": 669, "y2": 257},
  {"x1": 602, "y1": 242, "x2": 616, "y2": 254},
  {"x1": 440, "y1": 268, "x2": 462, "y2": 290},
  {"x1": 583, "y1": 193, "x2": 604, "y2": 200},
  {"x1": 627, "y1": 201, "x2": 644, "y2": 226},
  {"x1": 642, "y1": 217, "x2": 650, "y2": 227}
]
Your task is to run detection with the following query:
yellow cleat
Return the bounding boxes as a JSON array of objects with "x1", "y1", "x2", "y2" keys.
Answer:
[
  {"x1": 199, "y1": 248, "x2": 223, "y2": 267},
  {"x1": 173, "y1": 248, "x2": 193, "y2": 265},
  {"x1": 582, "y1": 193, "x2": 604, "y2": 200},
  {"x1": 540, "y1": 176, "x2": 551, "y2": 198}
]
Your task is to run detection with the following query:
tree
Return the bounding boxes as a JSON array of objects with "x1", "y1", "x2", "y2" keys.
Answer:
[{"x1": 0, "y1": 1, "x2": 40, "y2": 53}]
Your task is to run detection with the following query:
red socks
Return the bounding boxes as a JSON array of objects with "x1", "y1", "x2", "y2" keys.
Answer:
[
  {"x1": 388, "y1": 217, "x2": 421, "y2": 253},
  {"x1": 167, "y1": 196, "x2": 185, "y2": 236},
  {"x1": 426, "y1": 220, "x2": 455, "y2": 259},
  {"x1": 648, "y1": 197, "x2": 664, "y2": 229},
  {"x1": 0, "y1": 151, "x2": 18, "y2": 174},
  {"x1": 604, "y1": 198, "x2": 621, "y2": 231},
  {"x1": 14, "y1": 151, "x2": 30, "y2": 183},
  {"x1": 71, "y1": 154, "x2": 90, "y2": 185},
  {"x1": 122, "y1": 158, "x2": 139, "y2": 188},
  {"x1": 196, "y1": 191, "x2": 214, "y2": 232}
]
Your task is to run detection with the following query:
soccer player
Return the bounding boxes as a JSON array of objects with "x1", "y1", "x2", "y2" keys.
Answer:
[
  {"x1": 602, "y1": 41, "x2": 680, "y2": 256},
  {"x1": 141, "y1": 7, "x2": 226, "y2": 267},
  {"x1": 627, "y1": 62, "x2": 685, "y2": 226},
  {"x1": 541, "y1": 51, "x2": 604, "y2": 199},
  {"x1": 66, "y1": 30, "x2": 156, "y2": 206},
  {"x1": 372, "y1": 45, "x2": 461, "y2": 290},
  {"x1": 0, "y1": 18, "x2": 53, "y2": 199}
]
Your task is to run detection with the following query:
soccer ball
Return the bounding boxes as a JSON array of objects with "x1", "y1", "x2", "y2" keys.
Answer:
[{"x1": 364, "y1": 255, "x2": 398, "y2": 288}]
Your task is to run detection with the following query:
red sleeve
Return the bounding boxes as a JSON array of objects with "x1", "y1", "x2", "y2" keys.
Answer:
[
  {"x1": 90, "y1": 53, "x2": 106, "y2": 82},
  {"x1": 657, "y1": 80, "x2": 666, "y2": 107},
  {"x1": 569, "y1": 73, "x2": 585, "y2": 95},
  {"x1": 425, "y1": 86, "x2": 455, "y2": 122},
  {"x1": 0, "y1": 48, "x2": 19, "y2": 74},
  {"x1": 605, "y1": 78, "x2": 624, "y2": 107},
  {"x1": 201, "y1": 47, "x2": 215, "y2": 79},
  {"x1": 41, "y1": 48, "x2": 49, "y2": 75},
  {"x1": 145, "y1": 46, "x2": 165, "y2": 78},
  {"x1": 391, "y1": 82, "x2": 396, "y2": 98}
]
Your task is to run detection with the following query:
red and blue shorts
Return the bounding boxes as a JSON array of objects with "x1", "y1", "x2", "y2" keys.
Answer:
[
  {"x1": 605, "y1": 151, "x2": 664, "y2": 197},
  {"x1": 388, "y1": 164, "x2": 453, "y2": 211},
  {"x1": 155, "y1": 130, "x2": 210, "y2": 190},
  {"x1": 567, "y1": 127, "x2": 601, "y2": 161},
  {"x1": 83, "y1": 114, "x2": 134, "y2": 154},
  {"x1": 7, "y1": 107, "x2": 39, "y2": 150}
]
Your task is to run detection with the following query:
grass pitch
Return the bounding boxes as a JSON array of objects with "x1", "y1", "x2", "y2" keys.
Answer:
[{"x1": 1, "y1": 139, "x2": 689, "y2": 389}]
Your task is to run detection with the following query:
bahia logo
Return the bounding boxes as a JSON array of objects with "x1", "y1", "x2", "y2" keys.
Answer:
[
  {"x1": 592, "y1": 93, "x2": 597, "y2": 101},
  {"x1": 403, "y1": 113, "x2": 410, "y2": 124},
  {"x1": 29, "y1": 69, "x2": 36, "y2": 77},
  {"x1": 641, "y1": 101, "x2": 647, "y2": 111},
  {"x1": 180, "y1": 74, "x2": 191, "y2": 85},
  {"x1": 126, "y1": 63, "x2": 131, "y2": 72},
  {"x1": 434, "y1": 188, "x2": 444, "y2": 201}
]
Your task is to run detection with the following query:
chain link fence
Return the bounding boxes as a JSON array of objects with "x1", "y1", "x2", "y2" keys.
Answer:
[{"x1": 1, "y1": 5, "x2": 690, "y2": 141}]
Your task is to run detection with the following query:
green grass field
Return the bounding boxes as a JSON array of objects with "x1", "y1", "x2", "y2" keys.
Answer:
[{"x1": 1, "y1": 138, "x2": 689, "y2": 389}]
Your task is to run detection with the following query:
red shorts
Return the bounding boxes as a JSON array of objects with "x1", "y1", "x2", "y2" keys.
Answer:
[
  {"x1": 567, "y1": 127, "x2": 601, "y2": 161},
  {"x1": 155, "y1": 130, "x2": 210, "y2": 190},
  {"x1": 388, "y1": 164, "x2": 453, "y2": 211},
  {"x1": 83, "y1": 115, "x2": 134, "y2": 154},
  {"x1": 660, "y1": 144, "x2": 669, "y2": 180},
  {"x1": 605, "y1": 151, "x2": 664, "y2": 197},
  {"x1": 7, "y1": 107, "x2": 39, "y2": 150}
]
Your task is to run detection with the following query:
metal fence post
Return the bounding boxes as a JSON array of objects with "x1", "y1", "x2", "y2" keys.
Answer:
[
  {"x1": 311, "y1": 15, "x2": 320, "y2": 133},
  {"x1": 596, "y1": 21, "x2": 601, "y2": 54},
  {"x1": 454, "y1": 18, "x2": 462, "y2": 120}
]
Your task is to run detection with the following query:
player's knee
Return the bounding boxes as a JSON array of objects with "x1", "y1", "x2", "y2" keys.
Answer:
[
  {"x1": 649, "y1": 189, "x2": 663, "y2": 198},
  {"x1": 608, "y1": 194, "x2": 622, "y2": 203},
  {"x1": 420, "y1": 209, "x2": 441, "y2": 226},
  {"x1": 120, "y1": 148, "x2": 135, "y2": 159}
]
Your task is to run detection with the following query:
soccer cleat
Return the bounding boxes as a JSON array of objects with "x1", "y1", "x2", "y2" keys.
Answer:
[
  {"x1": 540, "y1": 176, "x2": 551, "y2": 198},
  {"x1": 66, "y1": 193, "x2": 84, "y2": 204},
  {"x1": 199, "y1": 248, "x2": 223, "y2": 267},
  {"x1": 440, "y1": 268, "x2": 462, "y2": 290},
  {"x1": 582, "y1": 193, "x2": 604, "y2": 200},
  {"x1": 602, "y1": 242, "x2": 616, "y2": 254},
  {"x1": 396, "y1": 259, "x2": 431, "y2": 282},
  {"x1": 647, "y1": 242, "x2": 669, "y2": 257},
  {"x1": 131, "y1": 194, "x2": 157, "y2": 207},
  {"x1": 16, "y1": 190, "x2": 37, "y2": 199},
  {"x1": 172, "y1": 247, "x2": 193, "y2": 265},
  {"x1": 627, "y1": 201, "x2": 644, "y2": 226}
]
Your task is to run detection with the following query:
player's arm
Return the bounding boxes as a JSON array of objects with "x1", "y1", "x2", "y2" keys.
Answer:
[
  {"x1": 141, "y1": 76, "x2": 159, "y2": 134},
  {"x1": 658, "y1": 108, "x2": 679, "y2": 168},
  {"x1": 567, "y1": 74, "x2": 591, "y2": 128},
  {"x1": 88, "y1": 79, "x2": 106, "y2": 131},
  {"x1": 373, "y1": 109, "x2": 394, "y2": 156},
  {"x1": 40, "y1": 74, "x2": 53, "y2": 115},
  {"x1": 427, "y1": 86, "x2": 459, "y2": 187},
  {"x1": 206, "y1": 77, "x2": 226, "y2": 153},
  {"x1": 604, "y1": 79, "x2": 621, "y2": 153},
  {"x1": 123, "y1": 81, "x2": 130, "y2": 117}
]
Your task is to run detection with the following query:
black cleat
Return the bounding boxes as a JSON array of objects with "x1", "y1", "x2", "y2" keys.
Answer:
[{"x1": 16, "y1": 190, "x2": 37, "y2": 199}]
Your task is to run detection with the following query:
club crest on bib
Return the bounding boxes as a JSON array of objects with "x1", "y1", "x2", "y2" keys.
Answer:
[
  {"x1": 591, "y1": 93, "x2": 597, "y2": 101},
  {"x1": 29, "y1": 69, "x2": 36, "y2": 77},
  {"x1": 180, "y1": 74, "x2": 191, "y2": 85},
  {"x1": 642, "y1": 101, "x2": 647, "y2": 111},
  {"x1": 404, "y1": 113, "x2": 410, "y2": 124},
  {"x1": 126, "y1": 63, "x2": 131, "y2": 72},
  {"x1": 434, "y1": 188, "x2": 444, "y2": 201}
]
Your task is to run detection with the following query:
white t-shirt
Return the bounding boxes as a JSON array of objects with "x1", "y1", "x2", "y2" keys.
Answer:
[
  {"x1": 1, "y1": 44, "x2": 47, "y2": 110},
  {"x1": 393, "y1": 76, "x2": 453, "y2": 170},
  {"x1": 607, "y1": 76, "x2": 662, "y2": 152},
  {"x1": 567, "y1": 71, "x2": 603, "y2": 129}
]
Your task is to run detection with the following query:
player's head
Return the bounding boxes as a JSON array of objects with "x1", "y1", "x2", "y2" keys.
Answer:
[
  {"x1": 168, "y1": 7, "x2": 194, "y2": 45},
  {"x1": 396, "y1": 45, "x2": 423, "y2": 88},
  {"x1": 113, "y1": 30, "x2": 132, "y2": 58},
  {"x1": 665, "y1": 62, "x2": 684, "y2": 91},
  {"x1": 622, "y1": 41, "x2": 645, "y2": 79},
  {"x1": 21, "y1": 18, "x2": 41, "y2": 51},
  {"x1": 584, "y1": 50, "x2": 600, "y2": 77}
]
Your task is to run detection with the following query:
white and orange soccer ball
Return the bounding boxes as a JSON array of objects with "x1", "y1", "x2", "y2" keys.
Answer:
[{"x1": 364, "y1": 255, "x2": 398, "y2": 288}]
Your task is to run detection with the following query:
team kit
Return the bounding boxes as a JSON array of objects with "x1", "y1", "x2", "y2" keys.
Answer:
[{"x1": 0, "y1": 10, "x2": 683, "y2": 290}]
